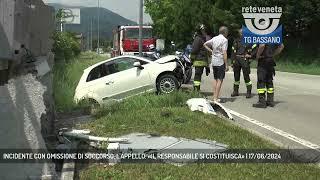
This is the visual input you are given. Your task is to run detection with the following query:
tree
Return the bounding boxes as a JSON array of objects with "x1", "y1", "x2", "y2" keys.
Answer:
[
  {"x1": 145, "y1": 0, "x2": 240, "y2": 48},
  {"x1": 52, "y1": 31, "x2": 81, "y2": 62},
  {"x1": 53, "y1": 10, "x2": 82, "y2": 62},
  {"x1": 145, "y1": 0, "x2": 320, "y2": 49}
]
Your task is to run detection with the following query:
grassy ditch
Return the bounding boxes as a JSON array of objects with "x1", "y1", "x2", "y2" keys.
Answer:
[
  {"x1": 79, "y1": 92, "x2": 320, "y2": 180},
  {"x1": 53, "y1": 52, "x2": 107, "y2": 112}
]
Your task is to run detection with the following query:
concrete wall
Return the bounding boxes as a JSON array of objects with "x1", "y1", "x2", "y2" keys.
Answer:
[
  {"x1": 0, "y1": 0, "x2": 57, "y2": 179},
  {"x1": 0, "y1": 0, "x2": 55, "y2": 60},
  {"x1": 0, "y1": 72, "x2": 57, "y2": 180},
  {"x1": 0, "y1": 0, "x2": 14, "y2": 60}
]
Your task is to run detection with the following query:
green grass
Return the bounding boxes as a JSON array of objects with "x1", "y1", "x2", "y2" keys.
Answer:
[
  {"x1": 248, "y1": 45, "x2": 320, "y2": 75},
  {"x1": 250, "y1": 60, "x2": 320, "y2": 75},
  {"x1": 79, "y1": 92, "x2": 320, "y2": 180},
  {"x1": 53, "y1": 50, "x2": 319, "y2": 113},
  {"x1": 81, "y1": 164, "x2": 319, "y2": 180},
  {"x1": 274, "y1": 62, "x2": 320, "y2": 75},
  {"x1": 53, "y1": 52, "x2": 107, "y2": 112}
]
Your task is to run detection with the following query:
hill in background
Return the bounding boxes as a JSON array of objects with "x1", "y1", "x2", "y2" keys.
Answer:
[{"x1": 48, "y1": 3, "x2": 136, "y2": 40}]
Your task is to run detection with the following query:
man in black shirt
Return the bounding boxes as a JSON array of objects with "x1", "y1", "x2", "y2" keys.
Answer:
[{"x1": 253, "y1": 43, "x2": 284, "y2": 108}]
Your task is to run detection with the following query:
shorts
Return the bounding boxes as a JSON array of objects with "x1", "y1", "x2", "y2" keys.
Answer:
[{"x1": 212, "y1": 64, "x2": 225, "y2": 80}]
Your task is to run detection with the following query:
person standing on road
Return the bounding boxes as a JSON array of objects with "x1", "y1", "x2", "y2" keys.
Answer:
[
  {"x1": 231, "y1": 29, "x2": 256, "y2": 98},
  {"x1": 253, "y1": 43, "x2": 284, "y2": 108},
  {"x1": 204, "y1": 26, "x2": 229, "y2": 102},
  {"x1": 190, "y1": 24, "x2": 211, "y2": 91}
]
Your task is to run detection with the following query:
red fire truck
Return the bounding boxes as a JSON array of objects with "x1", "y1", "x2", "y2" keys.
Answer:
[{"x1": 112, "y1": 25, "x2": 156, "y2": 57}]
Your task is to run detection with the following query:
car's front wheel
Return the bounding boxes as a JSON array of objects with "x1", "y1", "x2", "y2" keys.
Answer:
[{"x1": 156, "y1": 74, "x2": 179, "y2": 94}]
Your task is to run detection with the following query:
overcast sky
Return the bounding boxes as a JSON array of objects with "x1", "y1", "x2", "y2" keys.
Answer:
[{"x1": 43, "y1": 0, "x2": 152, "y2": 23}]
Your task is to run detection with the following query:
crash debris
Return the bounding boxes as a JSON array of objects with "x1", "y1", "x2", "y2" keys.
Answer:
[
  {"x1": 117, "y1": 133, "x2": 228, "y2": 164},
  {"x1": 58, "y1": 129, "x2": 129, "y2": 143},
  {"x1": 57, "y1": 130, "x2": 228, "y2": 165},
  {"x1": 187, "y1": 98, "x2": 217, "y2": 115},
  {"x1": 187, "y1": 98, "x2": 233, "y2": 120}
]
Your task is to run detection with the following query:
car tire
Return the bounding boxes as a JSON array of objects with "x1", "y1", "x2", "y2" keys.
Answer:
[
  {"x1": 156, "y1": 74, "x2": 179, "y2": 94},
  {"x1": 79, "y1": 98, "x2": 100, "y2": 114}
]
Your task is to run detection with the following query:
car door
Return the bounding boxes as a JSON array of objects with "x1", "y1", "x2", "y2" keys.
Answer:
[
  {"x1": 86, "y1": 64, "x2": 114, "y2": 103},
  {"x1": 104, "y1": 57, "x2": 153, "y2": 101}
]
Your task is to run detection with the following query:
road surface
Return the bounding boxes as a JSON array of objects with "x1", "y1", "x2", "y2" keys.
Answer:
[{"x1": 190, "y1": 68, "x2": 320, "y2": 150}]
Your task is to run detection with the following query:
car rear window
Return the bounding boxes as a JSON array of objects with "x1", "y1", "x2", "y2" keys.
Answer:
[{"x1": 86, "y1": 65, "x2": 107, "y2": 82}]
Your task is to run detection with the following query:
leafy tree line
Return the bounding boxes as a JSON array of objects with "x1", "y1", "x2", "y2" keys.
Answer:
[
  {"x1": 145, "y1": 0, "x2": 320, "y2": 63},
  {"x1": 52, "y1": 9, "x2": 81, "y2": 62},
  {"x1": 52, "y1": 32, "x2": 81, "y2": 62}
]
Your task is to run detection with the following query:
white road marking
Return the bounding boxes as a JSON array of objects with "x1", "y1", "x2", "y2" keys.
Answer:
[{"x1": 227, "y1": 109, "x2": 320, "y2": 152}]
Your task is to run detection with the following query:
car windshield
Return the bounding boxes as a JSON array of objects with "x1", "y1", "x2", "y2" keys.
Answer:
[{"x1": 125, "y1": 28, "x2": 153, "y2": 39}]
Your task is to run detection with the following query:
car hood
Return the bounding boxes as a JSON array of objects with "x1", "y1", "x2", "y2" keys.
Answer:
[{"x1": 154, "y1": 55, "x2": 178, "y2": 64}]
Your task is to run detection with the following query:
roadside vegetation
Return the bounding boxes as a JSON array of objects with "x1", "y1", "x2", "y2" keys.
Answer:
[
  {"x1": 53, "y1": 52, "x2": 106, "y2": 112},
  {"x1": 52, "y1": 30, "x2": 107, "y2": 112},
  {"x1": 250, "y1": 41, "x2": 320, "y2": 75},
  {"x1": 270, "y1": 61, "x2": 319, "y2": 75},
  {"x1": 274, "y1": 45, "x2": 320, "y2": 75},
  {"x1": 51, "y1": 32, "x2": 319, "y2": 180},
  {"x1": 250, "y1": 60, "x2": 320, "y2": 76},
  {"x1": 79, "y1": 91, "x2": 320, "y2": 179},
  {"x1": 50, "y1": 1, "x2": 319, "y2": 179},
  {"x1": 145, "y1": 0, "x2": 320, "y2": 76},
  {"x1": 52, "y1": 31, "x2": 82, "y2": 63}
]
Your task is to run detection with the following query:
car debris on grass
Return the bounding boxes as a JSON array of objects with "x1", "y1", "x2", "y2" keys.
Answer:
[{"x1": 187, "y1": 98, "x2": 233, "y2": 120}]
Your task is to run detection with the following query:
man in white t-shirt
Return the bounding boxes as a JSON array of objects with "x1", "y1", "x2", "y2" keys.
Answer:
[{"x1": 204, "y1": 26, "x2": 229, "y2": 102}]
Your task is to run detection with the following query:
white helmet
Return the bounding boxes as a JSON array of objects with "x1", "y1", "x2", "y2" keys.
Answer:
[{"x1": 149, "y1": 44, "x2": 155, "y2": 50}]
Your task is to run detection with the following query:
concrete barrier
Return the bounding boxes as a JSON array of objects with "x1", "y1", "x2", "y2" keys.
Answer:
[
  {"x1": 0, "y1": 0, "x2": 58, "y2": 179},
  {"x1": 0, "y1": 0, "x2": 55, "y2": 60}
]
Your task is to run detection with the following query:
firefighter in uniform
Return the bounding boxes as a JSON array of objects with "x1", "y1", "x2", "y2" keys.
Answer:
[
  {"x1": 253, "y1": 43, "x2": 284, "y2": 108},
  {"x1": 191, "y1": 24, "x2": 210, "y2": 91},
  {"x1": 231, "y1": 29, "x2": 256, "y2": 98}
]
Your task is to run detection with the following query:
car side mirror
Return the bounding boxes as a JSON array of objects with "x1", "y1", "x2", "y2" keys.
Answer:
[{"x1": 134, "y1": 61, "x2": 144, "y2": 69}]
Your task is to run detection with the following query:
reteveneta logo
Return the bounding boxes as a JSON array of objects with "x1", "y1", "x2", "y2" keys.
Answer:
[{"x1": 242, "y1": 6, "x2": 283, "y2": 44}]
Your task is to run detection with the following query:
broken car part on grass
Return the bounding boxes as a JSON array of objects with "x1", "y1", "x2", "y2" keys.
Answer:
[
  {"x1": 187, "y1": 98, "x2": 233, "y2": 120},
  {"x1": 58, "y1": 128, "x2": 129, "y2": 143}
]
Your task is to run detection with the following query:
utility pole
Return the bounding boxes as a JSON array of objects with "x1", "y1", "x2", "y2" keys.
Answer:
[
  {"x1": 60, "y1": 9, "x2": 64, "y2": 32},
  {"x1": 87, "y1": 31, "x2": 90, "y2": 51},
  {"x1": 138, "y1": 0, "x2": 143, "y2": 56},
  {"x1": 60, "y1": 22, "x2": 63, "y2": 32},
  {"x1": 90, "y1": 18, "x2": 93, "y2": 51},
  {"x1": 97, "y1": 0, "x2": 100, "y2": 54}
]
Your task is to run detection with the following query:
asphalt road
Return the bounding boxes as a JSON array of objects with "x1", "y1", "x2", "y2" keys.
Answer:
[{"x1": 192, "y1": 68, "x2": 320, "y2": 150}]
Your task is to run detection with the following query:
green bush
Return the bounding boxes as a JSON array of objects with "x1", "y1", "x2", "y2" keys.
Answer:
[{"x1": 52, "y1": 32, "x2": 81, "y2": 62}]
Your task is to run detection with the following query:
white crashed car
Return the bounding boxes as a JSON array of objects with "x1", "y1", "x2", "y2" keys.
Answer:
[{"x1": 74, "y1": 55, "x2": 185, "y2": 105}]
